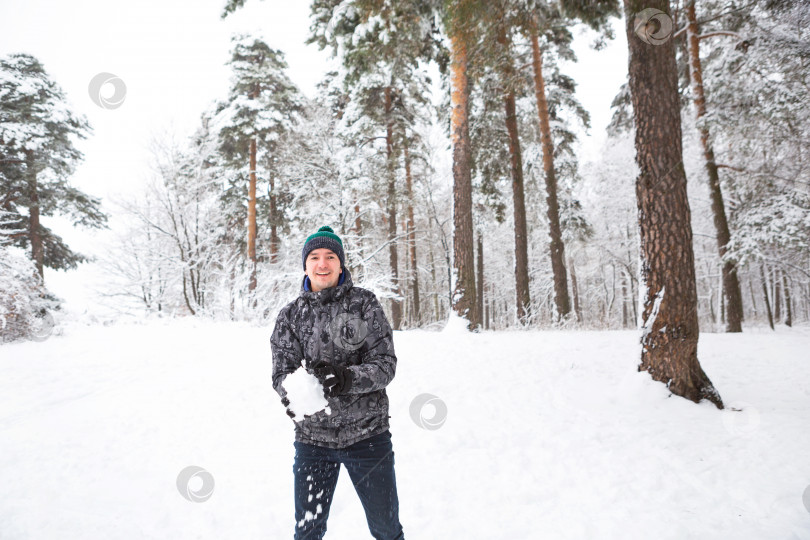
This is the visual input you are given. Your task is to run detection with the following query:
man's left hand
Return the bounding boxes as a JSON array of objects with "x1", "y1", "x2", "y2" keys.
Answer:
[{"x1": 311, "y1": 362, "x2": 353, "y2": 397}]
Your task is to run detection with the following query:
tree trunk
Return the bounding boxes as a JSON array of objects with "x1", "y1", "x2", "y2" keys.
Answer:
[
  {"x1": 247, "y1": 83, "x2": 259, "y2": 295},
  {"x1": 759, "y1": 263, "x2": 774, "y2": 330},
  {"x1": 498, "y1": 27, "x2": 532, "y2": 323},
  {"x1": 782, "y1": 272, "x2": 792, "y2": 327},
  {"x1": 773, "y1": 266, "x2": 781, "y2": 322},
  {"x1": 624, "y1": 0, "x2": 722, "y2": 408},
  {"x1": 449, "y1": 27, "x2": 479, "y2": 329},
  {"x1": 621, "y1": 268, "x2": 630, "y2": 328},
  {"x1": 269, "y1": 176, "x2": 278, "y2": 264},
  {"x1": 685, "y1": 0, "x2": 743, "y2": 332},
  {"x1": 477, "y1": 233, "x2": 484, "y2": 328},
  {"x1": 530, "y1": 23, "x2": 571, "y2": 320},
  {"x1": 404, "y1": 141, "x2": 420, "y2": 326},
  {"x1": 748, "y1": 275, "x2": 758, "y2": 316},
  {"x1": 25, "y1": 150, "x2": 44, "y2": 280},
  {"x1": 568, "y1": 256, "x2": 582, "y2": 323},
  {"x1": 384, "y1": 87, "x2": 402, "y2": 329},
  {"x1": 429, "y1": 241, "x2": 440, "y2": 323},
  {"x1": 718, "y1": 265, "x2": 724, "y2": 326}
]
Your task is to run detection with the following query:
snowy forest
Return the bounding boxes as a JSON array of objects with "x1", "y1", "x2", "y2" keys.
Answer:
[
  {"x1": 2, "y1": 0, "x2": 810, "y2": 398},
  {"x1": 3, "y1": 1, "x2": 810, "y2": 537}
]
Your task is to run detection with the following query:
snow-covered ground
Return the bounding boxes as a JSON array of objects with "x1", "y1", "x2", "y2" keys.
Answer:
[{"x1": 1, "y1": 317, "x2": 809, "y2": 539}]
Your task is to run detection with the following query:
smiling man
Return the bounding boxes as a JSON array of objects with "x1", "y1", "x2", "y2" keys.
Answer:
[{"x1": 270, "y1": 225, "x2": 405, "y2": 540}]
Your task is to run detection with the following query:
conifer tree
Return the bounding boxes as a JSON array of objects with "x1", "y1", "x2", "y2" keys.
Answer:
[
  {"x1": 0, "y1": 53, "x2": 106, "y2": 280},
  {"x1": 682, "y1": 0, "x2": 743, "y2": 332},
  {"x1": 622, "y1": 0, "x2": 722, "y2": 407},
  {"x1": 215, "y1": 36, "x2": 303, "y2": 295},
  {"x1": 307, "y1": 0, "x2": 437, "y2": 329},
  {"x1": 444, "y1": 0, "x2": 482, "y2": 329}
]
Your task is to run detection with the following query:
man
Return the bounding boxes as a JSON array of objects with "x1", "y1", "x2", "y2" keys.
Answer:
[{"x1": 271, "y1": 226, "x2": 405, "y2": 540}]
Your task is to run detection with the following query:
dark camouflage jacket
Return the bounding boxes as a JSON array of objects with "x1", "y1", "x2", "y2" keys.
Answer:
[{"x1": 270, "y1": 268, "x2": 397, "y2": 448}]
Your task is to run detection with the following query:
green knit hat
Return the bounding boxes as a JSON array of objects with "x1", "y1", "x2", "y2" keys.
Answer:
[{"x1": 302, "y1": 226, "x2": 345, "y2": 270}]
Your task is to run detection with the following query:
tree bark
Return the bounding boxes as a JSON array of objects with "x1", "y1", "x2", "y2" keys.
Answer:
[
  {"x1": 247, "y1": 81, "x2": 259, "y2": 295},
  {"x1": 782, "y1": 272, "x2": 792, "y2": 327},
  {"x1": 759, "y1": 263, "x2": 774, "y2": 330},
  {"x1": 404, "y1": 141, "x2": 420, "y2": 326},
  {"x1": 685, "y1": 0, "x2": 743, "y2": 332},
  {"x1": 568, "y1": 256, "x2": 582, "y2": 323},
  {"x1": 384, "y1": 86, "x2": 402, "y2": 329},
  {"x1": 624, "y1": 0, "x2": 722, "y2": 408},
  {"x1": 449, "y1": 27, "x2": 479, "y2": 329},
  {"x1": 530, "y1": 22, "x2": 571, "y2": 320}
]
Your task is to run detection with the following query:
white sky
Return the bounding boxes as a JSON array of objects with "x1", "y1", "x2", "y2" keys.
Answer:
[{"x1": 0, "y1": 0, "x2": 628, "y2": 314}]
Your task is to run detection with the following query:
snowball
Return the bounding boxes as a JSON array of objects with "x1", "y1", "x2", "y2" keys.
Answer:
[{"x1": 282, "y1": 366, "x2": 330, "y2": 421}]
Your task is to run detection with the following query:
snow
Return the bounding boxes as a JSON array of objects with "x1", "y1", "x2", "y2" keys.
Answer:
[
  {"x1": 640, "y1": 285, "x2": 665, "y2": 343},
  {"x1": 1, "y1": 318, "x2": 810, "y2": 539},
  {"x1": 281, "y1": 365, "x2": 330, "y2": 421}
]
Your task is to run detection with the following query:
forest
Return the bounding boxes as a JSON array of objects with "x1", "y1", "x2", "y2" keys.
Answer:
[{"x1": 2, "y1": 0, "x2": 808, "y2": 406}]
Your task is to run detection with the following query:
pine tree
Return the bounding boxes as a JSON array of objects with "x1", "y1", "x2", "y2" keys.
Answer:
[
  {"x1": 307, "y1": 0, "x2": 437, "y2": 329},
  {"x1": 622, "y1": 0, "x2": 722, "y2": 407},
  {"x1": 445, "y1": 0, "x2": 482, "y2": 329},
  {"x1": 0, "y1": 53, "x2": 107, "y2": 280},
  {"x1": 215, "y1": 36, "x2": 303, "y2": 297},
  {"x1": 682, "y1": 0, "x2": 743, "y2": 332}
]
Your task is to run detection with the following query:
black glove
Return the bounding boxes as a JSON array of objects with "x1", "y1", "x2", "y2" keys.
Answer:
[
  {"x1": 280, "y1": 396, "x2": 296, "y2": 420},
  {"x1": 311, "y1": 362, "x2": 353, "y2": 397}
]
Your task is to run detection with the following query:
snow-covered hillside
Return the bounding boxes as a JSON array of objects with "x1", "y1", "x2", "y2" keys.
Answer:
[{"x1": 1, "y1": 318, "x2": 809, "y2": 539}]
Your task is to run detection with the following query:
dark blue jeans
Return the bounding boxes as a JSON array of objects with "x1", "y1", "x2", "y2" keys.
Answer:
[{"x1": 292, "y1": 430, "x2": 404, "y2": 540}]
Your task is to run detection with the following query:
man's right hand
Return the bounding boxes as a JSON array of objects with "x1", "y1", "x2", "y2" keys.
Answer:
[{"x1": 281, "y1": 396, "x2": 296, "y2": 420}]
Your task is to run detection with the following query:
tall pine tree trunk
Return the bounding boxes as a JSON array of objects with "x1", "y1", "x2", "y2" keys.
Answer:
[
  {"x1": 404, "y1": 141, "x2": 420, "y2": 325},
  {"x1": 25, "y1": 150, "x2": 44, "y2": 280},
  {"x1": 685, "y1": 0, "x2": 743, "y2": 332},
  {"x1": 530, "y1": 22, "x2": 571, "y2": 320},
  {"x1": 624, "y1": 0, "x2": 722, "y2": 408},
  {"x1": 449, "y1": 26, "x2": 479, "y2": 329},
  {"x1": 497, "y1": 26, "x2": 532, "y2": 323},
  {"x1": 247, "y1": 82, "x2": 259, "y2": 296},
  {"x1": 384, "y1": 86, "x2": 402, "y2": 329}
]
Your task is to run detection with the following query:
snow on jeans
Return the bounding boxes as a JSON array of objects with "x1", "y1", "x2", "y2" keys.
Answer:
[{"x1": 293, "y1": 429, "x2": 404, "y2": 540}]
